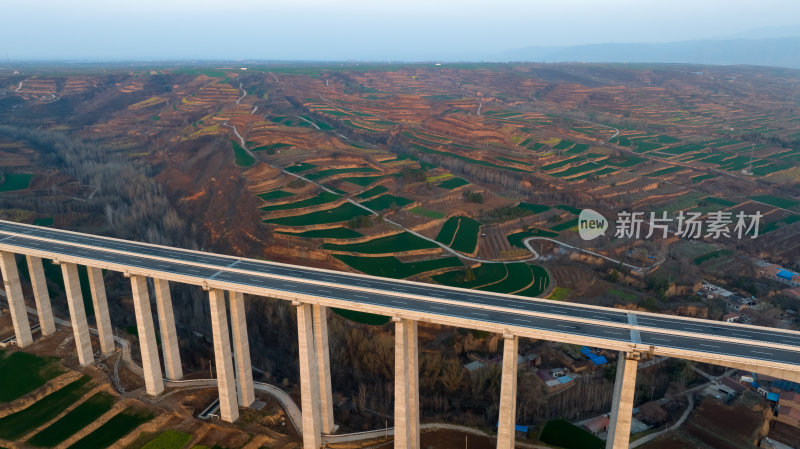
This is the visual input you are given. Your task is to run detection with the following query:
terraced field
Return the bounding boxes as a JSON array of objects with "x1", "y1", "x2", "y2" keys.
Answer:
[
  {"x1": 260, "y1": 191, "x2": 341, "y2": 212},
  {"x1": 322, "y1": 231, "x2": 438, "y2": 254},
  {"x1": 27, "y1": 392, "x2": 116, "y2": 447},
  {"x1": 360, "y1": 194, "x2": 413, "y2": 211},
  {"x1": 0, "y1": 376, "x2": 93, "y2": 440},
  {"x1": 0, "y1": 350, "x2": 63, "y2": 402},
  {"x1": 0, "y1": 173, "x2": 34, "y2": 192},
  {"x1": 433, "y1": 262, "x2": 549, "y2": 296},
  {"x1": 65, "y1": 408, "x2": 153, "y2": 449},
  {"x1": 277, "y1": 227, "x2": 363, "y2": 239},
  {"x1": 435, "y1": 216, "x2": 482, "y2": 253},
  {"x1": 262, "y1": 202, "x2": 372, "y2": 226}
]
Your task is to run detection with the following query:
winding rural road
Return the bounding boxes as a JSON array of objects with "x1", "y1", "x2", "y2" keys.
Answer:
[
  {"x1": 522, "y1": 237, "x2": 663, "y2": 272},
  {"x1": 226, "y1": 122, "x2": 540, "y2": 265}
]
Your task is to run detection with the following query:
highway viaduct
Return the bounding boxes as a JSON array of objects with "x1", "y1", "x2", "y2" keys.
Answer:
[{"x1": 0, "y1": 219, "x2": 799, "y2": 449}]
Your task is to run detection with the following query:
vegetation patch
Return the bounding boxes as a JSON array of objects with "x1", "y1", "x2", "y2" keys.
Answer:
[
  {"x1": 344, "y1": 176, "x2": 383, "y2": 187},
  {"x1": 263, "y1": 202, "x2": 371, "y2": 226},
  {"x1": 691, "y1": 173, "x2": 716, "y2": 183},
  {"x1": 763, "y1": 215, "x2": 800, "y2": 233},
  {"x1": 323, "y1": 232, "x2": 437, "y2": 254},
  {"x1": 256, "y1": 190, "x2": 295, "y2": 201},
  {"x1": 33, "y1": 217, "x2": 55, "y2": 227},
  {"x1": 541, "y1": 155, "x2": 586, "y2": 171},
  {"x1": 443, "y1": 216, "x2": 481, "y2": 253},
  {"x1": 550, "y1": 218, "x2": 579, "y2": 232},
  {"x1": 0, "y1": 350, "x2": 63, "y2": 402},
  {"x1": 750, "y1": 195, "x2": 800, "y2": 210},
  {"x1": 516, "y1": 265, "x2": 550, "y2": 297},
  {"x1": 540, "y1": 419, "x2": 604, "y2": 449},
  {"x1": 566, "y1": 143, "x2": 590, "y2": 154},
  {"x1": 259, "y1": 191, "x2": 341, "y2": 212},
  {"x1": 277, "y1": 227, "x2": 362, "y2": 239},
  {"x1": 286, "y1": 162, "x2": 317, "y2": 173},
  {"x1": 606, "y1": 155, "x2": 646, "y2": 167},
  {"x1": 0, "y1": 173, "x2": 34, "y2": 192},
  {"x1": 435, "y1": 217, "x2": 460, "y2": 246},
  {"x1": 410, "y1": 206, "x2": 446, "y2": 219},
  {"x1": 660, "y1": 142, "x2": 706, "y2": 155},
  {"x1": 607, "y1": 288, "x2": 637, "y2": 301},
  {"x1": 252, "y1": 143, "x2": 293, "y2": 152},
  {"x1": 553, "y1": 140, "x2": 574, "y2": 150},
  {"x1": 436, "y1": 177, "x2": 470, "y2": 189},
  {"x1": 643, "y1": 166, "x2": 684, "y2": 177},
  {"x1": 657, "y1": 135, "x2": 680, "y2": 144},
  {"x1": 141, "y1": 430, "x2": 192, "y2": 449},
  {"x1": 28, "y1": 392, "x2": 115, "y2": 447},
  {"x1": 547, "y1": 287, "x2": 571, "y2": 300},
  {"x1": 355, "y1": 185, "x2": 388, "y2": 199},
  {"x1": 550, "y1": 161, "x2": 603, "y2": 178},
  {"x1": 231, "y1": 141, "x2": 255, "y2": 167},
  {"x1": 360, "y1": 194, "x2": 413, "y2": 211},
  {"x1": 0, "y1": 376, "x2": 93, "y2": 440},
  {"x1": 434, "y1": 263, "x2": 508, "y2": 290},
  {"x1": 693, "y1": 249, "x2": 734, "y2": 265},
  {"x1": 478, "y1": 263, "x2": 533, "y2": 294},
  {"x1": 66, "y1": 408, "x2": 153, "y2": 449},
  {"x1": 334, "y1": 255, "x2": 462, "y2": 279},
  {"x1": 518, "y1": 203, "x2": 550, "y2": 214}
]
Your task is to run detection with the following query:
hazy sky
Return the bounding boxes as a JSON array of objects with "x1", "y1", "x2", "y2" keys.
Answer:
[{"x1": 3, "y1": 0, "x2": 800, "y2": 61}]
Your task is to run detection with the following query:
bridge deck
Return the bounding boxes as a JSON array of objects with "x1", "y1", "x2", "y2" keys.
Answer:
[{"x1": 1, "y1": 220, "x2": 799, "y2": 372}]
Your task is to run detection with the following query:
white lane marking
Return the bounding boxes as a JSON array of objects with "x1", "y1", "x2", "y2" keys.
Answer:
[
  {"x1": 471, "y1": 312, "x2": 489, "y2": 317},
  {"x1": 649, "y1": 337, "x2": 671, "y2": 341},
  {"x1": 430, "y1": 306, "x2": 447, "y2": 310},
  {"x1": 751, "y1": 350, "x2": 774, "y2": 356},
  {"x1": 699, "y1": 343, "x2": 720, "y2": 348},
  {"x1": 556, "y1": 324, "x2": 574, "y2": 328}
]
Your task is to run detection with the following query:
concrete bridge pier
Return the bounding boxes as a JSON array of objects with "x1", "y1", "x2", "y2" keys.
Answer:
[
  {"x1": 129, "y1": 275, "x2": 164, "y2": 396},
  {"x1": 229, "y1": 290, "x2": 254, "y2": 407},
  {"x1": 87, "y1": 266, "x2": 115, "y2": 356},
  {"x1": 0, "y1": 251, "x2": 33, "y2": 348},
  {"x1": 61, "y1": 262, "x2": 94, "y2": 365},
  {"x1": 312, "y1": 304, "x2": 335, "y2": 434},
  {"x1": 25, "y1": 255, "x2": 55, "y2": 336},
  {"x1": 155, "y1": 279, "x2": 183, "y2": 380},
  {"x1": 295, "y1": 301, "x2": 322, "y2": 449},
  {"x1": 496, "y1": 334, "x2": 519, "y2": 449},
  {"x1": 606, "y1": 351, "x2": 640, "y2": 449},
  {"x1": 394, "y1": 317, "x2": 420, "y2": 449},
  {"x1": 209, "y1": 288, "x2": 239, "y2": 422}
]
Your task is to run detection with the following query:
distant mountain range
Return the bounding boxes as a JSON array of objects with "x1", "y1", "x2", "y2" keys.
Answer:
[{"x1": 495, "y1": 37, "x2": 800, "y2": 69}]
